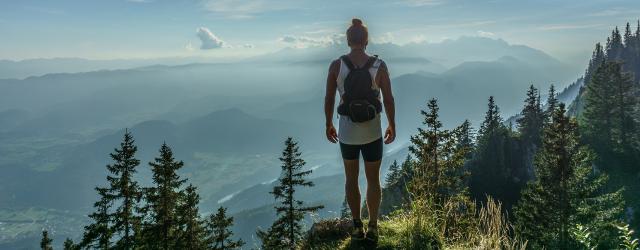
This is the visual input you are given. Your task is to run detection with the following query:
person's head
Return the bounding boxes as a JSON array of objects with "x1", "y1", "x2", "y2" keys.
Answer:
[{"x1": 347, "y1": 18, "x2": 368, "y2": 49}]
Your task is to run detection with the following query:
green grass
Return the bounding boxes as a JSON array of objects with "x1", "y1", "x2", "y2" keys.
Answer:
[{"x1": 304, "y1": 197, "x2": 527, "y2": 250}]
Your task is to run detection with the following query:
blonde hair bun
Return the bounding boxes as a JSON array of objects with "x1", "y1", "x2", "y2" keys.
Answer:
[{"x1": 352, "y1": 18, "x2": 363, "y2": 26}]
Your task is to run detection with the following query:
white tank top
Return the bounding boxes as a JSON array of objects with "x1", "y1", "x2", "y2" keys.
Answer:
[{"x1": 337, "y1": 56, "x2": 383, "y2": 145}]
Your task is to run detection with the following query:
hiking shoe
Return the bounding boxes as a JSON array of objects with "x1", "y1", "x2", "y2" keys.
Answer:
[
  {"x1": 366, "y1": 223, "x2": 379, "y2": 243},
  {"x1": 351, "y1": 219, "x2": 365, "y2": 240}
]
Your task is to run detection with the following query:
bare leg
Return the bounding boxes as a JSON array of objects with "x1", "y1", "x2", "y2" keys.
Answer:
[
  {"x1": 343, "y1": 159, "x2": 361, "y2": 220},
  {"x1": 364, "y1": 160, "x2": 382, "y2": 225}
]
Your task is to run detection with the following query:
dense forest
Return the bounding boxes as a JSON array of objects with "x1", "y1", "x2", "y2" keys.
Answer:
[{"x1": 39, "y1": 22, "x2": 640, "y2": 249}]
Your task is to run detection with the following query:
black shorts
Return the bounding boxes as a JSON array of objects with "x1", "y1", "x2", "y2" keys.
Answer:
[{"x1": 339, "y1": 138, "x2": 383, "y2": 162}]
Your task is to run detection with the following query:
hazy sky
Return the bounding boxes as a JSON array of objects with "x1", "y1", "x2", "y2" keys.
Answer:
[{"x1": 1, "y1": 0, "x2": 640, "y2": 64}]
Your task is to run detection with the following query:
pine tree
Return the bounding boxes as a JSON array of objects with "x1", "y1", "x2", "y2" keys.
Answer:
[
  {"x1": 378, "y1": 154, "x2": 416, "y2": 216},
  {"x1": 106, "y1": 130, "x2": 142, "y2": 249},
  {"x1": 545, "y1": 84, "x2": 559, "y2": 124},
  {"x1": 517, "y1": 85, "x2": 544, "y2": 148},
  {"x1": 176, "y1": 184, "x2": 207, "y2": 250},
  {"x1": 455, "y1": 119, "x2": 475, "y2": 160},
  {"x1": 207, "y1": 206, "x2": 244, "y2": 250},
  {"x1": 582, "y1": 60, "x2": 639, "y2": 157},
  {"x1": 41, "y1": 230, "x2": 53, "y2": 250},
  {"x1": 258, "y1": 137, "x2": 324, "y2": 250},
  {"x1": 142, "y1": 143, "x2": 187, "y2": 250},
  {"x1": 340, "y1": 196, "x2": 351, "y2": 219},
  {"x1": 585, "y1": 43, "x2": 606, "y2": 86},
  {"x1": 471, "y1": 97, "x2": 512, "y2": 201},
  {"x1": 63, "y1": 238, "x2": 79, "y2": 250},
  {"x1": 409, "y1": 98, "x2": 470, "y2": 202},
  {"x1": 607, "y1": 27, "x2": 624, "y2": 60},
  {"x1": 80, "y1": 187, "x2": 112, "y2": 249},
  {"x1": 514, "y1": 104, "x2": 625, "y2": 249},
  {"x1": 385, "y1": 160, "x2": 401, "y2": 187},
  {"x1": 624, "y1": 22, "x2": 633, "y2": 47}
]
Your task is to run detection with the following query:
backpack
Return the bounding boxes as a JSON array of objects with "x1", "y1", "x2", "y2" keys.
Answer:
[{"x1": 337, "y1": 55, "x2": 383, "y2": 123}]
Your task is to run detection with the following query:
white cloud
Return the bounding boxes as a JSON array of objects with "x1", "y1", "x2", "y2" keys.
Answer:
[
  {"x1": 279, "y1": 34, "x2": 344, "y2": 48},
  {"x1": 243, "y1": 44, "x2": 255, "y2": 49},
  {"x1": 477, "y1": 30, "x2": 494, "y2": 37},
  {"x1": 408, "y1": 34, "x2": 428, "y2": 44},
  {"x1": 197, "y1": 27, "x2": 225, "y2": 49},
  {"x1": 202, "y1": 0, "x2": 296, "y2": 19},
  {"x1": 372, "y1": 32, "x2": 395, "y2": 44}
]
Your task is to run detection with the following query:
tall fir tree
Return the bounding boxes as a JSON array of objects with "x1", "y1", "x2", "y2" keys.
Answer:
[
  {"x1": 581, "y1": 60, "x2": 639, "y2": 158},
  {"x1": 41, "y1": 230, "x2": 53, "y2": 250},
  {"x1": 624, "y1": 22, "x2": 633, "y2": 47},
  {"x1": 206, "y1": 206, "x2": 244, "y2": 250},
  {"x1": 514, "y1": 104, "x2": 625, "y2": 249},
  {"x1": 63, "y1": 238, "x2": 79, "y2": 250},
  {"x1": 175, "y1": 184, "x2": 207, "y2": 250},
  {"x1": 517, "y1": 85, "x2": 544, "y2": 148},
  {"x1": 606, "y1": 27, "x2": 624, "y2": 60},
  {"x1": 105, "y1": 130, "x2": 142, "y2": 249},
  {"x1": 455, "y1": 119, "x2": 475, "y2": 161},
  {"x1": 545, "y1": 84, "x2": 559, "y2": 124},
  {"x1": 340, "y1": 196, "x2": 351, "y2": 219},
  {"x1": 258, "y1": 137, "x2": 324, "y2": 250},
  {"x1": 378, "y1": 154, "x2": 415, "y2": 216},
  {"x1": 384, "y1": 160, "x2": 401, "y2": 187},
  {"x1": 471, "y1": 97, "x2": 514, "y2": 205},
  {"x1": 80, "y1": 187, "x2": 112, "y2": 249},
  {"x1": 142, "y1": 143, "x2": 187, "y2": 250},
  {"x1": 584, "y1": 43, "x2": 606, "y2": 86},
  {"x1": 409, "y1": 98, "x2": 470, "y2": 203}
]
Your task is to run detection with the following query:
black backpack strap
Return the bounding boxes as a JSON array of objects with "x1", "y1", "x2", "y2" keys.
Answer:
[
  {"x1": 340, "y1": 55, "x2": 355, "y2": 71},
  {"x1": 363, "y1": 56, "x2": 378, "y2": 70}
]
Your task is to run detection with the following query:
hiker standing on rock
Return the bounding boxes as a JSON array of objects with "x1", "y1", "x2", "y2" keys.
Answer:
[{"x1": 324, "y1": 18, "x2": 396, "y2": 244}]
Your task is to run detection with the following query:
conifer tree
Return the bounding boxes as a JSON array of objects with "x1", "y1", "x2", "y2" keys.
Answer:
[
  {"x1": 470, "y1": 97, "x2": 529, "y2": 205},
  {"x1": 517, "y1": 85, "x2": 544, "y2": 148},
  {"x1": 582, "y1": 60, "x2": 639, "y2": 156},
  {"x1": 63, "y1": 238, "x2": 79, "y2": 250},
  {"x1": 545, "y1": 84, "x2": 559, "y2": 124},
  {"x1": 106, "y1": 130, "x2": 142, "y2": 249},
  {"x1": 584, "y1": 43, "x2": 606, "y2": 86},
  {"x1": 142, "y1": 143, "x2": 187, "y2": 250},
  {"x1": 385, "y1": 160, "x2": 401, "y2": 187},
  {"x1": 41, "y1": 230, "x2": 53, "y2": 250},
  {"x1": 409, "y1": 98, "x2": 470, "y2": 202},
  {"x1": 176, "y1": 184, "x2": 207, "y2": 250},
  {"x1": 455, "y1": 119, "x2": 475, "y2": 160},
  {"x1": 514, "y1": 104, "x2": 625, "y2": 249},
  {"x1": 207, "y1": 206, "x2": 244, "y2": 250},
  {"x1": 80, "y1": 187, "x2": 112, "y2": 249},
  {"x1": 258, "y1": 137, "x2": 324, "y2": 250},
  {"x1": 624, "y1": 22, "x2": 633, "y2": 47},
  {"x1": 378, "y1": 155, "x2": 415, "y2": 215},
  {"x1": 340, "y1": 196, "x2": 351, "y2": 219},
  {"x1": 607, "y1": 27, "x2": 624, "y2": 60}
]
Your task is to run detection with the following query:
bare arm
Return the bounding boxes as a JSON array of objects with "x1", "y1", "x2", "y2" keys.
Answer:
[
  {"x1": 376, "y1": 61, "x2": 396, "y2": 144},
  {"x1": 324, "y1": 60, "x2": 340, "y2": 143}
]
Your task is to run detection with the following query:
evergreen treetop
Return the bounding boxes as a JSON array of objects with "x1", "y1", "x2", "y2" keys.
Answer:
[
  {"x1": 258, "y1": 137, "x2": 324, "y2": 250},
  {"x1": 207, "y1": 206, "x2": 244, "y2": 250}
]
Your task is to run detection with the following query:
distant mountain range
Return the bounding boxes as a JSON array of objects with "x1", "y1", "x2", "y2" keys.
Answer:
[{"x1": 0, "y1": 35, "x2": 584, "y2": 247}]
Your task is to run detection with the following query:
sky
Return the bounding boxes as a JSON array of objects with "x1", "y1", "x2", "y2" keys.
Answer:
[{"x1": 1, "y1": 0, "x2": 640, "y2": 65}]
